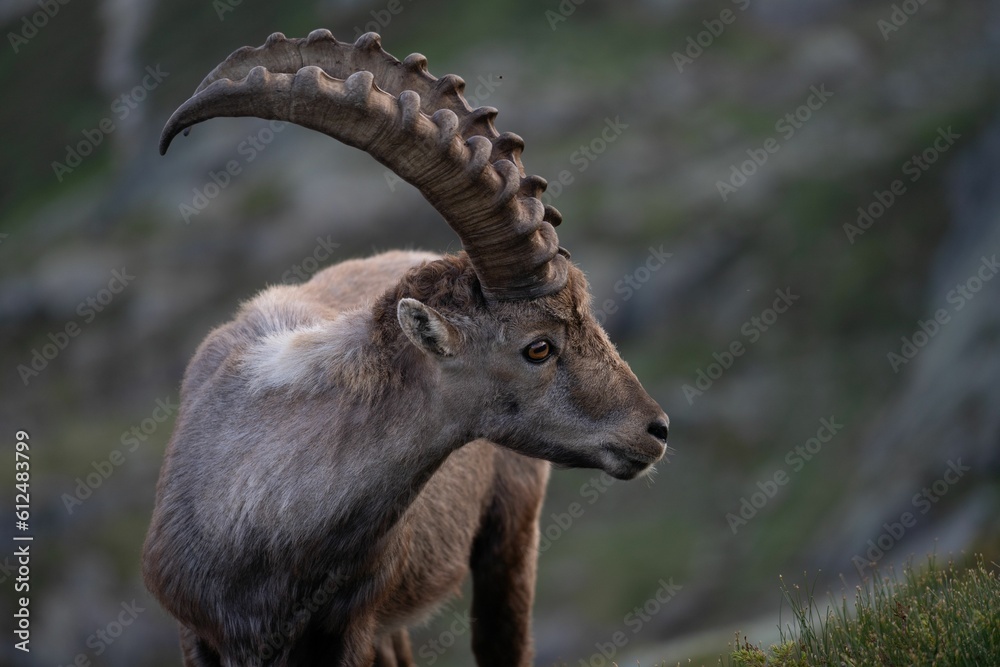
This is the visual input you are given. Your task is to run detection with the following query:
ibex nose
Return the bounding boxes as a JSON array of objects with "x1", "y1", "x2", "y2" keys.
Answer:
[{"x1": 647, "y1": 416, "x2": 669, "y2": 443}]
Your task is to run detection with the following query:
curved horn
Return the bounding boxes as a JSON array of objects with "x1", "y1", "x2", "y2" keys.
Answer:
[{"x1": 160, "y1": 29, "x2": 569, "y2": 301}]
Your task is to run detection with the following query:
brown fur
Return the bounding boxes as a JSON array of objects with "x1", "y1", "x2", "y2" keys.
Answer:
[{"x1": 143, "y1": 249, "x2": 668, "y2": 666}]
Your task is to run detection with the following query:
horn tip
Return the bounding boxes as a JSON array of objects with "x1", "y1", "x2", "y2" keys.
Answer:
[
  {"x1": 159, "y1": 127, "x2": 178, "y2": 155},
  {"x1": 160, "y1": 111, "x2": 196, "y2": 155}
]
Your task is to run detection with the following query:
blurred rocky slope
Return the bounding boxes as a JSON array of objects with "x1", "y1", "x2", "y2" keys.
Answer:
[{"x1": 2, "y1": 1, "x2": 999, "y2": 665}]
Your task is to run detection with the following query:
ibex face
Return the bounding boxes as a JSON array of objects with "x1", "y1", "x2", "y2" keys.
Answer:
[{"x1": 396, "y1": 263, "x2": 668, "y2": 480}]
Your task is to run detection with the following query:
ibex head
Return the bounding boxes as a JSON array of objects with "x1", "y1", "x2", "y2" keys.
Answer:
[{"x1": 161, "y1": 30, "x2": 668, "y2": 479}]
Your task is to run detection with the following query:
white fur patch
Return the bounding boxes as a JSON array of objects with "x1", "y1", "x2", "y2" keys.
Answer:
[{"x1": 243, "y1": 314, "x2": 369, "y2": 394}]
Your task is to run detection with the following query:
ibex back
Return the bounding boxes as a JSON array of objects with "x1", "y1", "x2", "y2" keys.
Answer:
[{"x1": 143, "y1": 30, "x2": 669, "y2": 667}]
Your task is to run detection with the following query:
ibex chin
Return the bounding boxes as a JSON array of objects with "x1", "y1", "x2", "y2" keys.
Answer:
[{"x1": 143, "y1": 29, "x2": 669, "y2": 667}]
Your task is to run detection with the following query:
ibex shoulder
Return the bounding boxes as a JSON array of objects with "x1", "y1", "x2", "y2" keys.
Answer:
[{"x1": 185, "y1": 250, "x2": 439, "y2": 398}]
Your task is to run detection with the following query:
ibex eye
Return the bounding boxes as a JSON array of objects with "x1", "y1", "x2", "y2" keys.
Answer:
[{"x1": 524, "y1": 340, "x2": 552, "y2": 363}]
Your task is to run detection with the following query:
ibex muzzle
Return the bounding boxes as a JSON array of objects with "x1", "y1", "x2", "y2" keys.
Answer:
[{"x1": 144, "y1": 29, "x2": 669, "y2": 667}]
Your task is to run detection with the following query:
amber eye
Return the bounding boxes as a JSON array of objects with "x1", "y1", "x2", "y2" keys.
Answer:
[{"x1": 524, "y1": 339, "x2": 552, "y2": 363}]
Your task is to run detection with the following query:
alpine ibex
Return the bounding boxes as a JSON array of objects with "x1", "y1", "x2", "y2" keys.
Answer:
[{"x1": 143, "y1": 29, "x2": 669, "y2": 667}]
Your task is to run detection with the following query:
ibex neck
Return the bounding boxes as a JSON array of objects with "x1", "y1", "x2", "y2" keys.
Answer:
[
  {"x1": 314, "y1": 389, "x2": 471, "y2": 568},
  {"x1": 241, "y1": 304, "x2": 475, "y2": 549},
  {"x1": 318, "y1": 315, "x2": 475, "y2": 552}
]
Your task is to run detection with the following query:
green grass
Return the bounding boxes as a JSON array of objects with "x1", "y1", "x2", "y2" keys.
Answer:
[{"x1": 732, "y1": 555, "x2": 1000, "y2": 667}]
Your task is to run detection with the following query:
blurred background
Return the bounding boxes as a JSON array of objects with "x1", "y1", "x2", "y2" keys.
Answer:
[{"x1": 2, "y1": 0, "x2": 999, "y2": 665}]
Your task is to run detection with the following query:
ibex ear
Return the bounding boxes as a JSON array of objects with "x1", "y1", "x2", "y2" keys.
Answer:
[{"x1": 397, "y1": 298, "x2": 460, "y2": 357}]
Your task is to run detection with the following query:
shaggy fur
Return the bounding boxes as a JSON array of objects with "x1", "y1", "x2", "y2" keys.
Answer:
[{"x1": 143, "y1": 249, "x2": 669, "y2": 667}]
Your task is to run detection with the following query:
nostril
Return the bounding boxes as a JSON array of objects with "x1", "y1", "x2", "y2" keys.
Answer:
[{"x1": 647, "y1": 417, "x2": 669, "y2": 443}]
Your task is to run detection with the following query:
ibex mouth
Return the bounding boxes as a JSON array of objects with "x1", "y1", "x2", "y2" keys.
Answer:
[{"x1": 601, "y1": 442, "x2": 666, "y2": 480}]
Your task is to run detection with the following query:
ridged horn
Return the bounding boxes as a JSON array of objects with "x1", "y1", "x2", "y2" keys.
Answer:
[{"x1": 160, "y1": 29, "x2": 569, "y2": 301}]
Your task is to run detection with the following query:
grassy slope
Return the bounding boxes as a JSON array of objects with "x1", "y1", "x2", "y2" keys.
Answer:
[{"x1": 733, "y1": 556, "x2": 1000, "y2": 667}]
